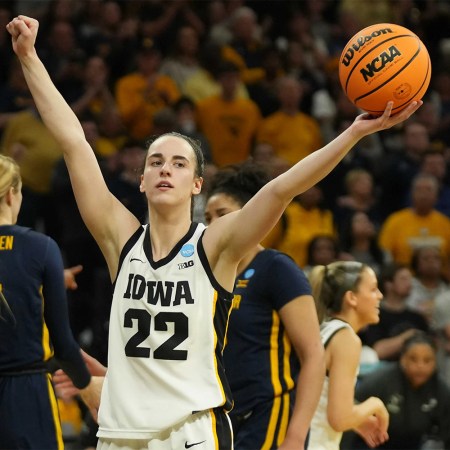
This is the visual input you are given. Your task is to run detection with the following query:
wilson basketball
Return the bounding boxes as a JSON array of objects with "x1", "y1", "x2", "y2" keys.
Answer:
[{"x1": 339, "y1": 23, "x2": 431, "y2": 115}]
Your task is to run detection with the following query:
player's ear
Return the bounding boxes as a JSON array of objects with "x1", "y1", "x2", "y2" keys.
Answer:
[
  {"x1": 5, "y1": 186, "x2": 14, "y2": 206},
  {"x1": 139, "y1": 174, "x2": 145, "y2": 193},
  {"x1": 193, "y1": 177, "x2": 203, "y2": 196}
]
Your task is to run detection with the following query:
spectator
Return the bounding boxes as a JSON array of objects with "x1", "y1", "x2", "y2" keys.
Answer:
[
  {"x1": 406, "y1": 245, "x2": 449, "y2": 324},
  {"x1": 69, "y1": 55, "x2": 122, "y2": 132},
  {"x1": 351, "y1": 332, "x2": 450, "y2": 450},
  {"x1": 277, "y1": 184, "x2": 336, "y2": 269},
  {"x1": 379, "y1": 121, "x2": 431, "y2": 219},
  {"x1": 173, "y1": 96, "x2": 212, "y2": 163},
  {"x1": 115, "y1": 37, "x2": 180, "y2": 140},
  {"x1": 433, "y1": 288, "x2": 450, "y2": 385},
  {"x1": 225, "y1": 6, "x2": 267, "y2": 86},
  {"x1": 196, "y1": 60, "x2": 261, "y2": 167},
  {"x1": 378, "y1": 173, "x2": 450, "y2": 267},
  {"x1": 107, "y1": 139, "x2": 147, "y2": 224},
  {"x1": 303, "y1": 234, "x2": 343, "y2": 276},
  {"x1": 182, "y1": 41, "x2": 249, "y2": 103},
  {"x1": 339, "y1": 211, "x2": 388, "y2": 277},
  {"x1": 418, "y1": 149, "x2": 450, "y2": 217},
  {"x1": 159, "y1": 25, "x2": 201, "y2": 91},
  {"x1": 359, "y1": 263, "x2": 429, "y2": 362},
  {"x1": 333, "y1": 168, "x2": 382, "y2": 238},
  {"x1": 256, "y1": 76, "x2": 323, "y2": 166},
  {"x1": 0, "y1": 58, "x2": 34, "y2": 134},
  {"x1": 1, "y1": 105, "x2": 62, "y2": 237}
]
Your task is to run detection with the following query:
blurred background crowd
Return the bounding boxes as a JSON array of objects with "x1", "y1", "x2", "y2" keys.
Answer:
[{"x1": 0, "y1": 0, "x2": 450, "y2": 447}]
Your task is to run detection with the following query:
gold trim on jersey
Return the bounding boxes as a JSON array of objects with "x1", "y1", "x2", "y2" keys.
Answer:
[
  {"x1": 212, "y1": 290, "x2": 226, "y2": 404},
  {"x1": 40, "y1": 286, "x2": 54, "y2": 361},
  {"x1": 269, "y1": 311, "x2": 282, "y2": 396}
]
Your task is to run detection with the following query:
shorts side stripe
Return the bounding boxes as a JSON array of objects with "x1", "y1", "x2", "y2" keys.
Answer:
[{"x1": 46, "y1": 373, "x2": 64, "y2": 450}]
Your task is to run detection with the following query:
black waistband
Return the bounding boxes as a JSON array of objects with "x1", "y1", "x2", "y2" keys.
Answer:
[{"x1": 0, "y1": 362, "x2": 48, "y2": 377}]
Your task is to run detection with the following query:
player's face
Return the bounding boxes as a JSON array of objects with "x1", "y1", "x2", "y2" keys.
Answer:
[
  {"x1": 400, "y1": 343, "x2": 436, "y2": 388},
  {"x1": 204, "y1": 193, "x2": 241, "y2": 224},
  {"x1": 140, "y1": 136, "x2": 202, "y2": 207},
  {"x1": 354, "y1": 267, "x2": 383, "y2": 327}
]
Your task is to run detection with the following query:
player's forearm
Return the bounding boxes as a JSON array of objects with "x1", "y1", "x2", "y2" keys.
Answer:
[
  {"x1": 18, "y1": 52, "x2": 85, "y2": 149},
  {"x1": 273, "y1": 125, "x2": 363, "y2": 202},
  {"x1": 284, "y1": 352, "x2": 326, "y2": 446}
]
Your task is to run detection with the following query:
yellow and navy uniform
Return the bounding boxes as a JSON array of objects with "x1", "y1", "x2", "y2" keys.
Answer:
[
  {"x1": 225, "y1": 249, "x2": 311, "y2": 449},
  {"x1": 0, "y1": 225, "x2": 90, "y2": 450}
]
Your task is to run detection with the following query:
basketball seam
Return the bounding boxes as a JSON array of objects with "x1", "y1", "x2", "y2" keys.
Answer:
[
  {"x1": 353, "y1": 42, "x2": 422, "y2": 105},
  {"x1": 343, "y1": 34, "x2": 417, "y2": 93}
]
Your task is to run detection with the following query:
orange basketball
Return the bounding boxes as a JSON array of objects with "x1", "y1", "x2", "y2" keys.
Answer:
[{"x1": 339, "y1": 23, "x2": 431, "y2": 115}]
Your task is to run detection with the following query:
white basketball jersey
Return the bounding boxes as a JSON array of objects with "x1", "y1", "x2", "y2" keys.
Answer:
[
  {"x1": 308, "y1": 319, "x2": 352, "y2": 450},
  {"x1": 97, "y1": 223, "x2": 234, "y2": 439}
]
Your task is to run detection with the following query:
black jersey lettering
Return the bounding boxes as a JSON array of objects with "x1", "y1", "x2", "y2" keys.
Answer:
[
  {"x1": 123, "y1": 274, "x2": 195, "y2": 306},
  {"x1": 124, "y1": 309, "x2": 189, "y2": 360}
]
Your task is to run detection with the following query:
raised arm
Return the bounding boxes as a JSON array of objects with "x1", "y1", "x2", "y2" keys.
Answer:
[
  {"x1": 6, "y1": 16, "x2": 140, "y2": 276},
  {"x1": 204, "y1": 101, "x2": 422, "y2": 277}
]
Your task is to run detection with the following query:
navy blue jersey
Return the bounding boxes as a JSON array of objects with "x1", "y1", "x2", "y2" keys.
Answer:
[
  {"x1": 224, "y1": 249, "x2": 312, "y2": 415},
  {"x1": 0, "y1": 225, "x2": 89, "y2": 387}
]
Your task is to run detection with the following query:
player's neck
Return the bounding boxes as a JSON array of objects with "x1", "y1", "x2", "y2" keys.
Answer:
[
  {"x1": 148, "y1": 215, "x2": 192, "y2": 261},
  {"x1": 0, "y1": 211, "x2": 13, "y2": 226}
]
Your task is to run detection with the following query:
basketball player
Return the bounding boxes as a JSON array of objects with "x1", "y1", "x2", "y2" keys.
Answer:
[
  {"x1": 0, "y1": 155, "x2": 99, "y2": 449},
  {"x1": 7, "y1": 15, "x2": 421, "y2": 450},
  {"x1": 307, "y1": 261, "x2": 390, "y2": 450},
  {"x1": 204, "y1": 162, "x2": 324, "y2": 449}
]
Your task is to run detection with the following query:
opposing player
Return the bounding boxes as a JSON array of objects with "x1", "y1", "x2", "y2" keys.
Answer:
[
  {"x1": 204, "y1": 162, "x2": 324, "y2": 449},
  {"x1": 0, "y1": 154, "x2": 99, "y2": 449},
  {"x1": 7, "y1": 15, "x2": 421, "y2": 450}
]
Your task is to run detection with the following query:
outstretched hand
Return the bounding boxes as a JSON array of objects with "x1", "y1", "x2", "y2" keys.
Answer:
[
  {"x1": 352, "y1": 100, "x2": 423, "y2": 138},
  {"x1": 6, "y1": 15, "x2": 39, "y2": 57}
]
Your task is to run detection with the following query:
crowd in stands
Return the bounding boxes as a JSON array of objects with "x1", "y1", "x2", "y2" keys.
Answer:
[{"x1": 1, "y1": 0, "x2": 450, "y2": 447}]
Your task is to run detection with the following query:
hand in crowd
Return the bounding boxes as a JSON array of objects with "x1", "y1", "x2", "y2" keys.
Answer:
[{"x1": 63, "y1": 265, "x2": 83, "y2": 290}]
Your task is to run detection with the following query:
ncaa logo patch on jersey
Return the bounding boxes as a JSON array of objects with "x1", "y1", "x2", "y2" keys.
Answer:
[
  {"x1": 244, "y1": 269, "x2": 255, "y2": 279},
  {"x1": 180, "y1": 244, "x2": 194, "y2": 257}
]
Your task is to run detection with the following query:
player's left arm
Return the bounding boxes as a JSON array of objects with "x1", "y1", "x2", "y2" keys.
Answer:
[{"x1": 205, "y1": 101, "x2": 422, "y2": 265}]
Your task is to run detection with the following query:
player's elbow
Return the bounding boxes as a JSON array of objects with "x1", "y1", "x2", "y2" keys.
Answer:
[{"x1": 327, "y1": 410, "x2": 352, "y2": 432}]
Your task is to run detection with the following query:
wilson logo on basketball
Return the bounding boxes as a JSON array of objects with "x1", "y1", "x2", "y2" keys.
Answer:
[
  {"x1": 341, "y1": 27, "x2": 394, "y2": 67},
  {"x1": 360, "y1": 45, "x2": 402, "y2": 82}
]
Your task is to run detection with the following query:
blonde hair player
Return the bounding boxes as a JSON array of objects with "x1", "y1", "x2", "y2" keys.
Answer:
[
  {"x1": 7, "y1": 15, "x2": 421, "y2": 450},
  {"x1": 0, "y1": 155, "x2": 100, "y2": 449},
  {"x1": 307, "y1": 261, "x2": 390, "y2": 450}
]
